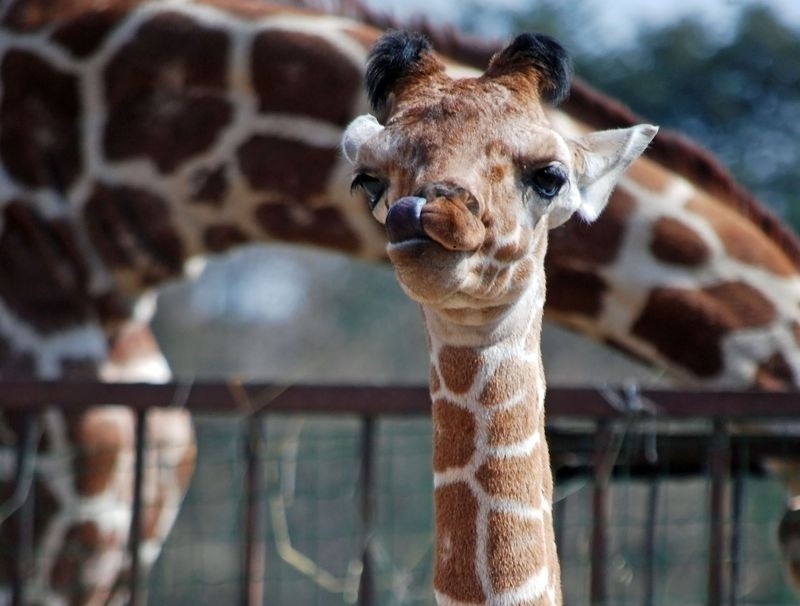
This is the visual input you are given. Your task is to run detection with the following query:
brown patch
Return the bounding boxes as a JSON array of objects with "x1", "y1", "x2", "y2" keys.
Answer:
[
  {"x1": 479, "y1": 358, "x2": 537, "y2": 408},
  {"x1": 630, "y1": 277, "x2": 784, "y2": 373},
  {"x1": 204, "y1": 225, "x2": 249, "y2": 253},
  {"x1": 686, "y1": 196, "x2": 795, "y2": 277},
  {"x1": 2, "y1": 0, "x2": 137, "y2": 31},
  {"x1": 93, "y1": 291, "x2": 134, "y2": 331},
  {"x1": 190, "y1": 165, "x2": 229, "y2": 206},
  {"x1": 544, "y1": 266, "x2": 608, "y2": 319},
  {"x1": 432, "y1": 399, "x2": 475, "y2": 471},
  {"x1": 548, "y1": 188, "x2": 635, "y2": 267},
  {"x1": 511, "y1": 258, "x2": 535, "y2": 284},
  {"x1": 103, "y1": 11, "x2": 232, "y2": 172},
  {"x1": 251, "y1": 28, "x2": 361, "y2": 127},
  {"x1": 70, "y1": 407, "x2": 133, "y2": 497},
  {"x1": 51, "y1": 8, "x2": 123, "y2": 58},
  {"x1": 50, "y1": 521, "x2": 119, "y2": 599},
  {"x1": 0, "y1": 203, "x2": 93, "y2": 333},
  {"x1": 755, "y1": 353, "x2": 795, "y2": 390},
  {"x1": 83, "y1": 182, "x2": 184, "y2": 282},
  {"x1": 434, "y1": 483, "x2": 485, "y2": 602},
  {"x1": 488, "y1": 402, "x2": 538, "y2": 447},
  {"x1": 792, "y1": 322, "x2": 800, "y2": 347},
  {"x1": 487, "y1": 164, "x2": 506, "y2": 184},
  {"x1": 237, "y1": 135, "x2": 338, "y2": 200},
  {"x1": 0, "y1": 50, "x2": 81, "y2": 188},
  {"x1": 254, "y1": 202, "x2": 359, "y2": 252},
  {"x1": 494, "y1": 242, "x2": 522, "y2": 264},
  {"x1": 437, "y1": 346, "x2": 481, "y2": 394},
  {"x1": 487, "y1": 511, "x2": 544, "y2": 594},
  {"x1": 475, "y1": 453, "x2": 539, "y2": 505},
  {"x1": 704, "y1": 281, "x2": 776, "y2": 328},
  {"x1": 430, "y1": 367, "x2": 441, "y2": 392},
  {"x1": 650, "y1": 217, "x2": 710, "y2": 267},
  {"x1": 631, "y1": 288, "x2": 726, "y2": 377}
]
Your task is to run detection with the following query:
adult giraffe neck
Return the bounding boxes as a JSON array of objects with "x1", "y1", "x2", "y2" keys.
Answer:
[{"x1": 424, "y1": 276, "x2": 561, "y2": 605}]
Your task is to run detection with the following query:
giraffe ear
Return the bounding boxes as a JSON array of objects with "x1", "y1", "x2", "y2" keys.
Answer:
[
  {"x1": 366, "y1": 30, "x2": 440, "y2": 119},
  {"x1": 573, "y1": 124, "x2": 659, "y2": 222},
  {"x1": 485, "y1": 33, "x2": 572, "y2": 106},
  {"x1": 342, "y1": 114, "x2": 384, "y2": 164}
]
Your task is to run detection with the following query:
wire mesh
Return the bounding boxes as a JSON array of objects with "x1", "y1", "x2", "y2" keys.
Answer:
[{"x1": 2, "y1": 386, "x2": 800, "y2": 605}]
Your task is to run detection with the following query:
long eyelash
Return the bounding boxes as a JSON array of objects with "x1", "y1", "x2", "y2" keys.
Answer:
[{"x1": 350, "y1": 173, "x2": 372, "y2": 195}]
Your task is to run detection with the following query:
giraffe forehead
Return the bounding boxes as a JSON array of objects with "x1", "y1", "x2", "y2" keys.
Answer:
[
  {"x1": 383, "y1": 77, "x2": 555, "y2": 160},
  {"x1": 375, "y1": 114, "x2": 566, "y2": 189}
]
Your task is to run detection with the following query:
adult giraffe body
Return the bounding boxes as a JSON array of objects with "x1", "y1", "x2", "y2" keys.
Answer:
[{"x1": 1, "y1": 0, "x2": 799, "y2": 602}]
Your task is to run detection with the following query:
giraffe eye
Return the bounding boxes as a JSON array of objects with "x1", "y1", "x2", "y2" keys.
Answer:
[
  {"x1": 524, "y1": 164, "x2": 567, "y2": 200},
  {"x1": 351, "y1": 173, "x2": 387, "y2": 211}
]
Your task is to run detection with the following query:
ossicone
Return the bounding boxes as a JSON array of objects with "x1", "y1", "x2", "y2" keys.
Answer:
[
  {"x1": 485, "y1": 33, "x2": 573, "y2": 106},
  {"x1": 365, "y1": 30, "x2": 439, "y2": 118}
]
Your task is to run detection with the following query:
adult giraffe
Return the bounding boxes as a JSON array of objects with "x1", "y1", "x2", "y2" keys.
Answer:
[
  {"x1": 1, "y1": 0, "x2": 799, "y2": 602},
  {"x1": 343, "y1": 29, "x2": 656, "y2": 603}
]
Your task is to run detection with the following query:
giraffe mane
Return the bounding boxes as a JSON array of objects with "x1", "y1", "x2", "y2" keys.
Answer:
[{"x1": 310, "y1": 0, "x2": 800, "y2": 271}]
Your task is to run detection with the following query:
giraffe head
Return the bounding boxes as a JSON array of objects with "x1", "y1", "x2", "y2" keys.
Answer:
[{"x1": 344, "y1": 31, "x2": 657, "y2": 321}]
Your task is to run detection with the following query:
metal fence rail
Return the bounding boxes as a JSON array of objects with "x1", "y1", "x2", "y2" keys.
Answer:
[{"x1": 1, "y1": 381, "x2": 799, "y2": 605}]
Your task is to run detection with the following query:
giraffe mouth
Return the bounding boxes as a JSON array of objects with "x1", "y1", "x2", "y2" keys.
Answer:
[{"x1": 385, "y1": 196, "x2": 429, "y2": 244}]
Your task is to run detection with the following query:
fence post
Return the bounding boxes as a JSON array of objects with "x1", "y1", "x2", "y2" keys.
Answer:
[
  {"x1": 591, "y1": 419, "x2": 614, "y2": 606},
  {"x1": 708, "y1": 418, "x2": 730, "y2": 606},
  {"x1": 11, "y1": 412, "x2": 35, "y2": 606},
  {"x1": 128, "y1": 408, "x2": 147, "y2": 606},
  {"x1": 643, "y1": 481, "x2": 659, "y2": 606},
  {"x1": 358, "y1": 416, "x2": 376, "y2": 606},
  {"x1": 242, "y1": 414, "x2": 266, "y2": 606}
]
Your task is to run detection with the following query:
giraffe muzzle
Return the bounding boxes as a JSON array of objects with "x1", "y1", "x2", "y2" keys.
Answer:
[{"x1": 386, "y1": 196, "x2": 428, "y2": 244}]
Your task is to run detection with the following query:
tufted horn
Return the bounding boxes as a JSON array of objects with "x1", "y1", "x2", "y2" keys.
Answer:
[
  {"x1": 485, "y1": 33, "x2": 573, "y2": 106},
  {"x1": 365, "y1": 30, "x2": 441, "y2": 118}
]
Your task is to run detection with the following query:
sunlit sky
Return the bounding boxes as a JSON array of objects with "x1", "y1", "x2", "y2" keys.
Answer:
[{"x1": 365, "y1": 0, "x2": 800, "y2": 46}]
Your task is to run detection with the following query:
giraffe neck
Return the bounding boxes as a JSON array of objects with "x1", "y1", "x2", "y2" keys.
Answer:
[{"x1": 425, "y1": 277, "x2": 561, "y2": 605}]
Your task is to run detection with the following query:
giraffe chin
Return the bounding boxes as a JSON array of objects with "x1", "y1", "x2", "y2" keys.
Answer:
[{"x1": 386, "y1": 240, "x2": 469, "y2": 307}]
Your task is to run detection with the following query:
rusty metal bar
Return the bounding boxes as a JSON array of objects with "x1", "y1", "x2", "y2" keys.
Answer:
[
  {"x1": 128, "y1": 408, "x2": 147, "y2": 606},
  {"x1": 590, "y1": 419, "x2": 614, "y2": 606},
  {"x1": 2, "y1": 381, "x2": 800, "y2": 419},
  {"x1": 729, "y1": 466, "x2": 745, "y2": 606},
  {"x1": 241, "y1": 414, "x2": 266, "y2": 606},
  {"x1": 643, "y1": 481, "x2": 659, "y2": 606},
  {"x1": 708, "y1": 419, "x2": 730, "y2": 606},
  {"x1": 358, "y1": 416, "x2": 376, "y2": 606},
  {"x1": 11, "y1": 412, "x2": 35, "y2": 606}
]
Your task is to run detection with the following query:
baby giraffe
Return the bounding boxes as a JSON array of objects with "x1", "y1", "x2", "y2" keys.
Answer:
[{"x1": 343, "y1": 31, "x2": 657, "y2": 605}]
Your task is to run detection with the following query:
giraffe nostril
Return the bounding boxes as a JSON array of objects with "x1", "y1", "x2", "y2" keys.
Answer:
[{"x1": 386, "y1": 196, "x2": 427, "y2": 243}]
